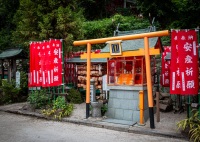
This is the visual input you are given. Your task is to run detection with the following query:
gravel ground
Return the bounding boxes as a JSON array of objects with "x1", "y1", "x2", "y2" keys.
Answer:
[
  {"x1": 144, "y1": 110, "x2": 187, "y2": 131},
  {"x1": 0, "y1": 102, "x2": 187, "y2": 136},
  {"x1": 70, "y1": 103, "x2": 187, "y2": 133},
  {"x1": 0, "y1": 111, "x2": 188, "y2": 142}
]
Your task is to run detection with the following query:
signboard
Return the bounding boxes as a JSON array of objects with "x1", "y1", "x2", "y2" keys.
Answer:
[
  {"x1": 170, "y1": 29, "x2": 199, "y2": 95},
  {"x1": 90, "y1": 80, "x2": 96, "y2": 102},
  {"x1": 107, "y1": 40, "x2": 122, "y2": 55},
  {"x1": 161, "y1": 46, "x2": 171, "y2": 87},
  {"x1": 29, "y1": 41, "x2": 42, "y2": 87},
  {"x1": 16, "y1": 71, "x2": 20, "y2": 88},
  {"x1": 28, "y1": 39, "x2": 63, "y2": 87},
  {"x1": 102, "y1": 74, "x2": 108, "y2": 91}
]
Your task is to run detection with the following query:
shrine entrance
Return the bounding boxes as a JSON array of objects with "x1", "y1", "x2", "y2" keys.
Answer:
[{"x1": 73, "y1": 28, "x2": 169, "y2": 129}]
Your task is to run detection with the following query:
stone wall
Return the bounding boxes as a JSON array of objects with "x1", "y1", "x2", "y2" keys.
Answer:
[{"x1": 106, "y1": 86, "x2": 149, "y2": 123}]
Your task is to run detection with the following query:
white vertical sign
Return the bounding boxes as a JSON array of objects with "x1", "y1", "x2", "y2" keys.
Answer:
[{"x1": 16, "y1": 71, "x2": 20, "y2": 88}]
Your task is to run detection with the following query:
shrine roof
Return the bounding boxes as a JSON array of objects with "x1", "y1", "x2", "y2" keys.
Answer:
[
  {"x1": 0, "y1": 49, "x2": 28, "y2": 59},
  {"x1": 66, "y1": 57, "x2": 107, "y2": 63},
  {"x1": 101, "y1": 26, "x2": 162, "y2": 53}
]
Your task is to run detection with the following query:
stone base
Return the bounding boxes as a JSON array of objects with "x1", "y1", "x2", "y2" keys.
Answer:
[
  {"x1": 91, "y1": 102, "x2": 103, "y2": 117},
  {"x1": 106, "y1": 86, "x2": 149, "y2": 123}
]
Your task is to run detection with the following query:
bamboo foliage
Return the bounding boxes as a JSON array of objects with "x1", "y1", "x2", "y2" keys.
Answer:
[{"x1": 177, "y1": 110, "x2": 200, "y2": 142}]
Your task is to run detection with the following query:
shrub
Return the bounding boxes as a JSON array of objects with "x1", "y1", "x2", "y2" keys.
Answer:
[
  {"x1": 27, "y1": 89, "x2": 49, "y2": 109},
  {"x1": 101, "y1": 103, "x2": 108, "y2": 116},
  {"x1": 0, "y1": 79, "x2": 20, "y2": 104},
  {"x1": 177, "y1": 110, "x2": 200, "y2": 142},
  {"x1": 19, "y1": 71, "x2": 28, "y2": 96},
  {"x1": 67, "y1": 88, "x2": 83, "y2": 104},
  {"x1": 42, "y1": 96, "x2": 74, "y2": 120}
]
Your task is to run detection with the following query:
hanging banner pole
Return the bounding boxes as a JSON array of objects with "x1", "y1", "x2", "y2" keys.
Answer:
[
  {"x1": 188, "y1": 96, "x2": 191, "y2": 118},
  {"x1": 197, "y1": 28, "x2": 200, "y2": 118},
  {"x1": 61, "y1": 39, "x2": 65, "y2": 93}
]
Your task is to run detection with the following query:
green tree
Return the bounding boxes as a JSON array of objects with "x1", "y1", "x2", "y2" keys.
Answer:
[
  {"x1": 12, "y1": 0, "x2": 86, "y2": 53},
  {"x1": 0, "y1": 0, "x2": 19, "y2": 51},
  {"x1": 136, "y1": 0, "x2": 200, "y2": 29},
  {"x1": 169, "y1": 0, "x2": 200, "y2": 28},
  {"x1": 81, "y1": 14, "x2": 151, "y2": 50},
  {"x1": 79, "y1": 0, "x2": 137, "y2": 20},
  {"x1": 136, "y1": 0, "x2": 176, "y2": 29}
]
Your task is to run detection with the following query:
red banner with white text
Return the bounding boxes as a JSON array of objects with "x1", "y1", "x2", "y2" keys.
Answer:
[
  {"x1": 28, "y1": 42, "x2": 42, "y2": 87},
  {"x1": 49, "y1": 39, "x2": 62, "y2": 87},
  {"x1": 161, "y1": 46, "x2": 171, "y2": 87},
  {"x1": 170, "y1": 29, "x2": 199, "y2": 95},
  {"x1": 28, "y1": 39, "x2": 63, "y2": 87},
  {"x1": 178, "y1": 30, "x2": 199, "y2": 95}
]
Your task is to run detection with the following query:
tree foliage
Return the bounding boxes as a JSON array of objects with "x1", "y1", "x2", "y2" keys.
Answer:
[
  {"x1": 1, "y1": 0, "x2": 200, "y2": 53},
  {"x1": 0, "y1": 0, "x2": 19, "y2": 51},
  {"x1": 12, "y1": 0, "x2": 86, "y2": 53},
  {"x1": 80, "y1": 14, "x2": 151, "y2": 50},
  {"x1": 136, "y1": 0, "x2": 200, "y2": 29}
]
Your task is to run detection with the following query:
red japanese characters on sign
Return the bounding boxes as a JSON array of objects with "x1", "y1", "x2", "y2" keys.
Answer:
[
  {"x1": 28, "y1": 39, "x2": 63, "y2": 87},
  {"x1": 170, "y1": 29, "x2": 199, "y2": 95},
  {"x1": 161, "y1": 46, "x2": 171, "y2": 87}
]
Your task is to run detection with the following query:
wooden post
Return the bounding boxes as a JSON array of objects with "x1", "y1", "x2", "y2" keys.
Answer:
[
  {"x1": 86, "y1": 43, "x2": 91, "y2": 118},
  {"x1": 61, "y1": 39, "x2": 65, "y2": 93},
  {"x1": 144, "y1": 36, "x2": 155, "y2": 129},
  {"x1": 198, "y1": 94, "x2": 200, "y2": 118},
  {"x1": 139, "y1": 90, "x2": 144, "y2": 125},
  {"x1": 156, "y1": 92, "x2": 160, "y2": 122},
  {"x1": 188, "y1": 96, "x2": 191, "y2": 118},
  {"x1": 1, "y1": 59, "x2": 4, "y2": 79}
]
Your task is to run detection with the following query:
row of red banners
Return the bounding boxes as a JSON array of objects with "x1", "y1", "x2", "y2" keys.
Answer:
[
  {"x1": 161, "y1": 29, "x2": 199, "y2": 95},
  {"x1": 28, "y1": 39, "x2": 63, "y2": 87}
]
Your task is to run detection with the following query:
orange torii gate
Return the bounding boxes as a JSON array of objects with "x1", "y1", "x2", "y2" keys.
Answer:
[{"x1": 73, "y1": 30, "x2": 169, "y2": 129}]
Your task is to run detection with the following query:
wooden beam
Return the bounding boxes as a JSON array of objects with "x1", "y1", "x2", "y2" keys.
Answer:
[
  {"x1": 80, "y1": 48, "x2": 160, "y2": 59},
  {"x1": 73, "y1": 30, "x2": 169, "y2": 46}
]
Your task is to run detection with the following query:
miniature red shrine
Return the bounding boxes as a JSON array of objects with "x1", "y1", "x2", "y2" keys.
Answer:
[
  {"x1": 107, "y1": 56, "x2": 146, "y2": 86},
  {"x1": 73, "y1": 26, "x2": 169, "y2": 129}
]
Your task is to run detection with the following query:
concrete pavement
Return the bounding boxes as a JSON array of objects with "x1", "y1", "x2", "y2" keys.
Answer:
[{"x1": 0, "y1": 102, "x2": 188, "y2": 141}]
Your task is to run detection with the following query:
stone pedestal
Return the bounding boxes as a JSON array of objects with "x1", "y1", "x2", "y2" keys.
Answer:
[
  {"x1": 106, "y1": 85, "x2": 149, "y2": 123},
  {"x1": 91, "y1": 102, "x2": 103, "y2": 117}
]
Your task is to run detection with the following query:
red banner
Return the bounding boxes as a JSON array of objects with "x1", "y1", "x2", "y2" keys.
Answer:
[
  {"x1": 28, "y1": 42, "x2": 34, "y2": 87},
  {"x1": 28, "y1": 42, "x2": 42, "y2": 87},
  {"x1": 178, "y1": 30, "x2": 199, "y2": 95},
  {"x1": 170, "y1": 29, "x2": 199, "y2": 95},
  {"x1": 41, "y1": 41, "x2": 48, "y2": 87},
  {"x1": 29, "y1": 39, "x2": 63, "y2": 87},
  {"x1": 161, "y1": 46, "x2": 171, "y2": 87},
  {"x1": 49, "y1": 39, "x2": 63, "y2": 86},
  {"x1": 170, "y1": 30, "x2": 181, "y2": 94}
]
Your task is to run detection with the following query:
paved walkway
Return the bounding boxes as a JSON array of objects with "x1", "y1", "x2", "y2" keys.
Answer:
[{"x1": 0, "y1": 102, "x2": 188, "y2": 141}]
